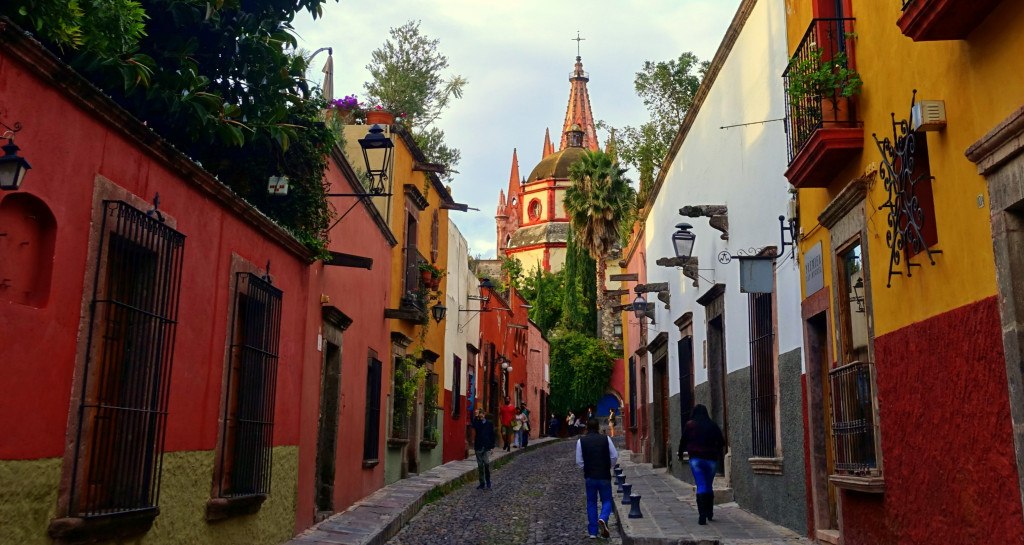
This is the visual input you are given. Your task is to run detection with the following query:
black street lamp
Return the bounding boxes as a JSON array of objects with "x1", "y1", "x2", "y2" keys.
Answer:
[
  {"x1": 0, "y1": 122, "x2": 30, "y2": 191},
  {"x1": 358, "y1": 124, "x2": 394, "y2": 195},
  {"x1": 672, "y1": 223, "x2": 696, "y2": 259},
  {"x1": 633, "y1": 294, "x2": 647, "y2": 322},
  {"x1": 431, "y1": 302, "x2": 447, "y2": 323}
]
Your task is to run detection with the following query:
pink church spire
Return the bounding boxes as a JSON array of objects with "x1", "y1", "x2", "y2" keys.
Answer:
[{"x1": 559, "y1": 56, "x2": 599, "y2": 151}]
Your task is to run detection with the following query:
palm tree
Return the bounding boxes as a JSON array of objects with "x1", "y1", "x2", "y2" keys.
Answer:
[{"x1": 564, "y1": 150, "x2": 637, "y2": 300}]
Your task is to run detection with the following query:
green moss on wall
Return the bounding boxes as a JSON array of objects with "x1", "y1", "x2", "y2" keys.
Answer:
[
  {"x1": 0, "y1": 447, "x2": 298, "y2": 545},
  {"x1": 0, "y1": 457, "x2": 61, "y2": 545}
]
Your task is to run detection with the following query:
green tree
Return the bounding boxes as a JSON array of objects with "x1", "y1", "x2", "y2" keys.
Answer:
[
  {"x1": 565, "y1": 150, "x2": 637, "y2": 300},
  {"x1": 365, "y1": 20, "x2": 467, "y2": 180},
  {"x1": 560, "y1": 231, "x2": 598, "y2": 335},
  {"x1": 500, "y1": 255, "x2": 524, "y2": 292},
  {"x1": 548, "y1": 331, "x2": 615, "y2": 416},
  {"x1": 606, "y1": 52, "x2": 708, "y2": 206},
  {"x1": 521, "y1": 266, "x2": 563, "y2": 337},
  {"x1": 6, "y1": 0, "x2": 148, "y2": 57},
  {"x1": 2, "y1": 0, "x2": 342, "y2": 251}
]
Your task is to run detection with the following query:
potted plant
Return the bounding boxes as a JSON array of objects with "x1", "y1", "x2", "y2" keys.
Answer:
[
  {"x1": 325, "y1": 94, "x2": 364, "y2": 124},
  {"x1": 418, "y1": 262, "x2": 446, "y2": 290},
  {"x1": 365, "y1": 105, "x2": 396, "y2": 126},
  {"x1": 786, "y1": 46, "x2": 863, "y2": 123}
]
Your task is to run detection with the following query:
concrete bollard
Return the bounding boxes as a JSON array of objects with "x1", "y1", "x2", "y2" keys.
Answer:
[
  {"x1": 628, "y1": 494, "x2": 643, "y2": 518},
  {"x1": 614, "y1": 463, "x2": 621, "y2": 471},
  {"x1": 615, "y1": 474, "x2": 625, "y2": 492},
  {"x1": 621, "y1": 483, "x2": 633, "y2": 504}
]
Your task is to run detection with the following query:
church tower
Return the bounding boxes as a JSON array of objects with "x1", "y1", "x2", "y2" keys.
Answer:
[{"x1": 497, "y1": 55, "x2": 599, "y2": 273}]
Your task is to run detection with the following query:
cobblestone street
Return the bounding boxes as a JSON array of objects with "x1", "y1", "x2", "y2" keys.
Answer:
[{"x1": 386, "y1": 440, "x2": 622, "y2": 545}]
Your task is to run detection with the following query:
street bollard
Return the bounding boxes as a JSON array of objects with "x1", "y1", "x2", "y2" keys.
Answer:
[
  {"x1": 615, "y1": 474, "x2": 625, "y2": 492},
  {"x1": 614, "y1": 463, "x2": 621, "y2": 471},
  {"x1": 621, "y1": 483, "x2": 633, "y2": 504},
  {"x1": 614, "y1": 467, "x2": 623, "y2": 478},
  {"x1": 628, "y1": 494, "x2": 643, "y2": 518}
]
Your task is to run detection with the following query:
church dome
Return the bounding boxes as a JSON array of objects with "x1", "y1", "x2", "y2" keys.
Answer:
[{"x1": 526, "y1": 146, "x2": 588, "y2": 182}]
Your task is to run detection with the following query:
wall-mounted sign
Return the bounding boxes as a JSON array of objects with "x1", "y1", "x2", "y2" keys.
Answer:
[
  {"x1": 738, "y1": 257, "x2": 774, "y2": 293},
  {"x1": 804, "y1": 242, "x2": 824, "y2": 295}
]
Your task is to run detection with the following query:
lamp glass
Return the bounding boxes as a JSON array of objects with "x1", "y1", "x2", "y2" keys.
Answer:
[
  {"x1": 431, "y1": 303, "x2": 447, "y2": 323},
  {"x1": 672, "y1": 223, "x2": 695, "y2": 259},
  {"x1": 358, "y1": 125, "x2": 394, "y2": 195},
  {"x1": 633, "y1": 294, "x2": 646, "y2": 320},
  {"x1": 0, "y1": 141, "x2": 30, "y2": 191}
]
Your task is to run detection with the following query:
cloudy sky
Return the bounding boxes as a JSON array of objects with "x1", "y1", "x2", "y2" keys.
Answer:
[{"x1": 293, "y1": 0, "x2": 742, "y2": 258}]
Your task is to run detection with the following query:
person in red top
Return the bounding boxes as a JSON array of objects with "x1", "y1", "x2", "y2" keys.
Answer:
[{"x1": 498, "y1": 397, "x2": 516, "y2": 451}]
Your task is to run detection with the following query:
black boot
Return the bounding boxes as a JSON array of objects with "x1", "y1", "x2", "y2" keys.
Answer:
[
  {"x1": 703, "y1": 493, "x2": 715, "y2": 521},
  {"x1": 696, "y1": 493, "x2": 707, "y2": 525}
]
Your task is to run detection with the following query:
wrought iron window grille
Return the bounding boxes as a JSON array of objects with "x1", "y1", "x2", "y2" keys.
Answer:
[
  {"x1": 69, "y1": 201, "x2": 185, "y2": 518},
  {"x1": 363, "y1": 356, "x2": 383, "y2": 461},
  {"x1": 873, "y1": 90, "x2": 942, "y2": 288},
  {"x1": 216, "y1": 272, "x2": 283, "y2": 499},
  {"x1": 828, "y1": 362, "x2": 878, "y2": 475},
  {"x1": 748, "y1": 293, "x2": 778, "y2": 458}
]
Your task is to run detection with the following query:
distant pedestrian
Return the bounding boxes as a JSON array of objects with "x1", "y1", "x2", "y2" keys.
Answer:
[
  {"x1": 678, "y1": 404, "x2": 725, "y2": 525},
  {"x1": 549, "y1": 414, "x2": 560, "y2": 437},
  {"x1": 607, "y1": 409, "x2": 616, "y2": 438},
  {"x1": 566, "y1": 411, "x2": 575, "y2": 436},
  {"x1": 576, "y1": 417, "x2": 618, "y2": 539},
  {"x1": 519, "y1": 403, "x2": 531, "y2": 448},
  {"x1": 499, "y1": 397, "x2": 516, "y2": 451},
  {"x1": 512, "y1": 407, "x2": 523, "y2": 448},
  {"x1": 472, "y1": 410, "x2": 496, "y2": 490}
]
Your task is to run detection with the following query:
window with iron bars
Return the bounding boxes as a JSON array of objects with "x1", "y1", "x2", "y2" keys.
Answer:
[
  {"x1": 423, "y1": 372, "x2": 439, "y2": 443},
  {"x1": 391, "y1": 357, "x2": 411, "y2": 440},
  {"x1": 628, "y1": 357, "x2": 638, "y2": 428},
  {"x1": 452, "y1": 355, "x2": 462, "y2": 419},
  {"x1": 214, "y1": 272, "x2": 283, "y2": 499},
  {"x1": 68, "y1": 201, "x2": 185, "y2": 518},
  {"x1": 829, "y1": 362, "x2": 877, "y2": 474},
  {"x1": 748, "y1": 292, "x2": 778, "y2": 458},
  {"x1": 363, "y1": 355, "x2": 382, "y2": 462}
]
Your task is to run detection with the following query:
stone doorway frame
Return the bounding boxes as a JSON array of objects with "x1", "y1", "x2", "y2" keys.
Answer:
[{"x1": 967, "y1": 105, "x2": 1024, "y2": 514}]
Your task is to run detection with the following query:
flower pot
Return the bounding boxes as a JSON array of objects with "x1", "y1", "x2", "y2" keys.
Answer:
[
  {"x1": 821, "y1": 96, "x2": 852, "y2": 125},
  {"x1": 420, "y1": 269, "x2": 432, "y2": 285},
  {"x1": 429, "y1": 277, "x2": 441, "y2": 290},
  {"x1": 366, "y1": 110, "x2": 395, "y2": 126},
  {"x1": 324, "y1": 108, "x2": 356, "y2": 125}
]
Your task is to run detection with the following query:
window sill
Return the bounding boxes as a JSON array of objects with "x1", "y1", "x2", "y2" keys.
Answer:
[
  {"x1": 420, "y1": 440, "x2": 438, "y2": 451},
  {"x1": 749, "y1": 457, "x2": 784, "y2": 475},
  {"x1": 363, "y1": 458, "x2": 380, "y2": 468},
  {"x1": 205, "y1": 494, "x2": 267, "y2": 521},
  {"x1": 829, "y1": 473, "x2": 885, "y2": 494},
  {"x1": 49, "y1": 507, "x2": 158, "y2": 544},
  {"x1": 387, "y1": 437, "x2": 410, "y2": 448}
]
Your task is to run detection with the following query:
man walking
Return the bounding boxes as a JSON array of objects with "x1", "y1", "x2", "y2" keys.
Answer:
[
  {"x1": 499, "y1": 397, "x2": 516, "y2": 451},
  {"x1": 471, "y1": 410, "x2": 495, "y2": 489},
  {"x1": 576, "y1": 417, "x2": 618, "y2": 539}
]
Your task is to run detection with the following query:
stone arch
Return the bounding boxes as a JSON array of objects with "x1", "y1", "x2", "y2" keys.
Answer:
[{"x1": 0, "y1": 192, "x2": 56, "y2": 307}]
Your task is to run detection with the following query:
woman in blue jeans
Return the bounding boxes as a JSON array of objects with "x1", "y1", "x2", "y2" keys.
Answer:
[{"x1": 678, "y1": 404, "x2": 725, "y2": 525}]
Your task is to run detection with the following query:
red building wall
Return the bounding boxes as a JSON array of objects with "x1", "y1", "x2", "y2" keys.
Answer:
[
  {"x1": 622, "y1": 234, "x2": 648, "y2": 453},
  {"x1": 841, "y1": 296, "x2": 1023, "y2": 545},
  {"x1": 526, "y1": 321, "x2": 549, "y2": 435},
  {"x1": 293, "y1": 153, "x2": 394, "y2": 529},
  {"x1": 0, "y1": 49, "x2": 315, "y2": 462}
]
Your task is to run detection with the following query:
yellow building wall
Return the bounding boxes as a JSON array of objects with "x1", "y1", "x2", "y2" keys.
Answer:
[
  {"x1": 793, "y1": 0, "x2": 1024, "y2": 336},
  {"x1": 508, "y1": 247, "x2": 545, "y2": 274},
  {"x1": 0, "y1": 448, "x2": 298, "y2": 545}
]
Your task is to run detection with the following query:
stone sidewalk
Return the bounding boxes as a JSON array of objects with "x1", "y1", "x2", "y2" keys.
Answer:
[
  {"x1": 284, "y1": 437, "x2": 559, "y2": 545},
  {"x1": 612, "y1": 450, "x2": 812, "y2": 545}
]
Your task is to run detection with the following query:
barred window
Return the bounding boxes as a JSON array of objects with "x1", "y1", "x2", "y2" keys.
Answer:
[
  {"x1": 677, "y1": 337, "x2": 694, "y2": 426},
  {"x1": 748, "y1": 292, "x2": 778, "y2": 458},
  {"x1": 363, "y1": 355, "x2": 382, "y2": 462},
  {"x1": 424, "y1": 372, "x2": 439, "y2": 442},
  {"x1": 391, "y1": 357, "x2": 410, "y2": 439},
  {"x1": 215, "y1": 272, "x2": 283, "y2": 498},
  {"x1": 452, "y1": 356, "x2": 462, "y2": 418},
  {"x1": 628, "y1": 357, "x2": 638, "y2": 428},
  {"x1": 69, "y1": 201, "x2": 185, "y2": 517}
]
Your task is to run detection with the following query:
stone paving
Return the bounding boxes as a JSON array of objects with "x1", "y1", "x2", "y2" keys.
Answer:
[
  {"x1": 613, "y1": 450, "x2": 812, "y2": 545},
  {"x1": 283, "y1": 437, "x2": 558, "y2": 545},
  {"x1": 284, "y1": 437, "x2": 814, "y2": 545}
]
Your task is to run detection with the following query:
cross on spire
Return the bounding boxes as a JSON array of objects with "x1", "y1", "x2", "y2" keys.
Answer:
[{"x1": 572, "y1": 31, "x2": 586, "y2": 57}]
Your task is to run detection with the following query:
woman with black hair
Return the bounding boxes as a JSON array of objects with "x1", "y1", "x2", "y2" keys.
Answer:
[{"x1": 678, "y1": 404, "x2": 725, "y2": 525}]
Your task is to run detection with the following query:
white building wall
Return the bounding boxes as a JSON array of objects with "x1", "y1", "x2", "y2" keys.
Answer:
[
  {"x1": 445, "y1": 219, "x2": 480, "y2": 392},
  {"x1": 643, "y1": 0, "x2": 801, "y2": 400}
]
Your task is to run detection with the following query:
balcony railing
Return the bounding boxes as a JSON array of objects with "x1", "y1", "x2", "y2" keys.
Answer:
[
  {"x1": 783, "y1": 18, "x2": 857, "y2": 163},
  {"x1": 829, "y1": 361, "x2": 877, "y2": 475}
]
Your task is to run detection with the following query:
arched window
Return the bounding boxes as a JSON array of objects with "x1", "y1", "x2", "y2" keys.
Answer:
[
  {"x1": 0, "y1": 193, "x2": 56, "y2": 307},
  {"x1": 528, "y1": 199, "x2": 542, "y2": 221}
]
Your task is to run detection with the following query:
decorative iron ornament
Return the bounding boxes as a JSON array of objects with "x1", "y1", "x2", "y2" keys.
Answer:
[
  {"x1": 718, "y1": 247, "x2": 777, "y2": 265},
  {"x1": 873, "y1": 90, "x2": 941, "y2": 288}
]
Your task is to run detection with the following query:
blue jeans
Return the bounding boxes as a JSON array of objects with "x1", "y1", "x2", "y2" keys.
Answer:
[
  {"x1": 689, "y1": 457, "x2": 717, "y2": 494},
  {"x1": 584, "y1": 477, "x2": 614, "y2": 536}
]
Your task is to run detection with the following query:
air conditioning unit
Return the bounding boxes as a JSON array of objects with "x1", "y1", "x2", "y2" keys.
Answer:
[{"x1": 912, "y1": 100, "x2": 946, "y2": 132}]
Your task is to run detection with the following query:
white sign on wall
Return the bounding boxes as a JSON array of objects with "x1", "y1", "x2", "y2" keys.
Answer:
[{"x1": 804, "y1": 242, "x2": 824, "y2": 295}]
